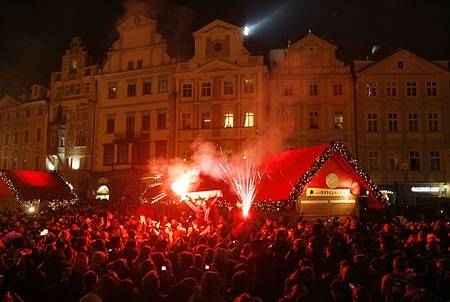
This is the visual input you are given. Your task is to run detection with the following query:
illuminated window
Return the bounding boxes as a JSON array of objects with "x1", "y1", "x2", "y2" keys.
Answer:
[
  {"x1": 244, "y1": 112, "x2": 254, "y2": 127},
  {"x1": 157, "y1": 113, "x2": 166, "y2": 129},
  {"x1": 388, "y1": 152, "x2": 400, "y2": 171},
  {"x1": 182, "y1": 83, "x2": 193, "y2": 98},
  {"x1": 182, "y1": 113, "x2": 192, "y2": 129},
  {"x1": 224, "y1": 113, "x2": 234, "y2": 128},
  {"x1": 127, "y1": 82, "x2": 136, "y2": 97},
  {"x1": 223, "y1": 80, "x2": 234, "y2": 96},
  {"x1": 201, "y1": 112, "x2": 211, "y2": 129},
  {"x1": 309, "y1": 112, "x2": 319, "y2": 129},
  {"x1": 334, "y1": 112, "x2": 344, "y2": 129},
  {"x1": 430, "y1": 151, "x2": 440, "y2": 171},
  {"x1": 368, "y1": 151, "x2": 380, "y2": 171},
  {"x1": 385, "y1": 82, "x2": 397, "y2": 96},
  {"x1": 108, "y1": 83, "x2": 117, "y2": 99},
  {"x1": 143, "y1": 81, "x2": 152, "y2": 95},
  {"x1": 428, "y1": 113, "x2": 438, "y2": 132},
  {"x1": 388, "y1": 113, "x2": 398, "y2": 132},
  {"x1": 426, "y1": 82, "x2": 437, "y2": 96},
  {"x1": 366, "y1": 82, "x2": 377, "y2": 96},
  {"x1": 71, "y1": 157, "x2": 80, "y2": 170},
  {"x1": 243, "y1": 79, "x2": 254, "y2": 94},
  {"x1": 201, "y1": 82, "x2": 212, "y2": 97},
  {"x1": 409, "y1": 151, "x2": 420, "y2": 171},
  {"x1": 408, "y1": 113, "x2": 418, "y2": 132},
  {"x1": 406, "y1": 82, "x2": 417, "y2": 96},
  {"x1": 368, "y1": 113, "x2": 378, "y2": 132},
  {"x1": 158, "y1": 80, "x2": 168, "y2": 93},
  {"x1": 309, "y1": 84, "x2": 318, "y2": 96},
  {"x1": 333, "y1": 84, "x2": 343, "y2": 96},
  {"x1": 103, "y1": 144, "x2": 114, "y2": 165}
]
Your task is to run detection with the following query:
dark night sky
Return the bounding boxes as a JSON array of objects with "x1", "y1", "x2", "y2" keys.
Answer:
[{"x1": 0, "y1": 0, "x2": 449, "y2": 95}]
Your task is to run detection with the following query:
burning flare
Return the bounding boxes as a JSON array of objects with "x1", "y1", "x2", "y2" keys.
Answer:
[{"x1": 170, "y1": 169, "x2": 199, "y2": 199}]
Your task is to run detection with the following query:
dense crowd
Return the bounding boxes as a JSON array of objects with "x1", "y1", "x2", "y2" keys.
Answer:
[{"x1": 0, "y1": 201, "x2": 448, "y2": 302}]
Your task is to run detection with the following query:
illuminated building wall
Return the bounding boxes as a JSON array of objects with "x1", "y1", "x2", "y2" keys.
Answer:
[
  {"x1": 0, "y1": 86, "x2": 48, "y2": 171},
  {"x1": 354, "y1": 49, "x2": 450, "y2": 201}
]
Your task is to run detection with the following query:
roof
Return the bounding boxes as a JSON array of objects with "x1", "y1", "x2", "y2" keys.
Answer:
[{"x1": 0, "y1": 170, "x2": 78, "y2": 205}]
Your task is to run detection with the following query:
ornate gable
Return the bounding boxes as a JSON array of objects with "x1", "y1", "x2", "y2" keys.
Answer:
[{"x1": 193, "y1": 19, "x2": 241, "y2": 36}]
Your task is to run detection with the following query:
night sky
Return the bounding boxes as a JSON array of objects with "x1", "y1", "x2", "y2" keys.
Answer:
[{"x1": 0, "y1": 0, "x2": 449, "y2": 95}]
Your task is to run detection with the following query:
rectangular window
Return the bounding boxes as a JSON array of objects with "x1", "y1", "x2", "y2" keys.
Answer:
[
  {"x1": 103, "y1": 144, "x2": 114, "y2": 165},
  {"x1": 5, "y1": 133, "x2": 9, "y2": 145},
  {"x1": 137, "y1": 59, "x2": 143, "y2": 69},
  {"x1": 108, "y1": 83, "x2": 117, "y2": 99},
  {"x1": 106, "y1": 118, "x2": 115, "y2": 133},
  {"x1": 75, "y1": 130, "x2": 87, "y2": 146},
  {"x1": 368, "y1": 151, "x2": 380, "y2": 171},
  {"x1": 201, "y1": 82, "x2": 212, "y2": 97},
  {"x1": 309, "y1": 84, "x2": 318, "y2": 96},
  {"x1": 243, "y1": 79, "x2": 254, "y2": 94},
  {"x1": 157, "y1": 112, "x2": 166, "y2": 129},
  {"x1": 333, "y1": 84, "x2": 343, "y2": 96},
  {"x1": 182, "y1": 83, "x2": 193, "y2": 98},
  {"x1": 201, "y1": 112, "x2": 211, "y2": 129},
  {"x1": 117, "y1": 143, "x2": 129, "y2": 164},
  {"x1": 426, "y1": 81, "x2": 437, "y2": 96},
  {"x1": 38, "y1": 107, "x2": 43, "y2": 116},
  {"x1": 309, "y1": 111, "x2": 319, "y2": 129},
  {"x1": 142, "y1": 81, "x2": 152, "y2": 95},
  {"x1": 408, "y1": 113, "x2": 418, "y2": 132},
  {"x1": 36, "y1": 128, "x2": 41, "y2": 142},
  {"x1": 223, "y1": 80, "x2": 234, "y2": 96},
  {"x1": 385, "y1": 82, "x2": 397, "y2": 96},
  {"x1": 428, "y1": 113, "x2": 439, "y2": 132},
  {"x1": 126, "y1": 116, "x2": 135, "y2": 138},
  {"x1": 430, "y1": 151, "x2": 441, "y2": 171},
  {"x1": 133, "y1": 142, "x2": 150, "y2": 164},
  {"x1": 366, "y1": 82, "x2": 377, "y2": 96},
  {"x1": 128, "y1": 61, "x2": 134, "y2": 70},
  {"x1": 244, "y1": 112, "x2": 255, "y2": 127},
  {"x1": 158, "y1": 80, "x2": 168, "y2": 93},
  {"x1": 182, "y1": 113, "x2": 192, "y2": 129},
  {"x1": 142, "y1": 114, "x2": 150, "y2": 131},
  {"x1": 74, "y1": 84, "x2": 81, "y2": 95},
  {"x1": 26, "y1": 109, "x2": 30, "y2": 118},
  {"x1": 334, "y1": 112, "x2": 344, "y2": 129},
  {"x1": 406, "y1": 82, "x2": 417, "y2": 96},
  {"x1": 24, "y1": 129, "x2": 29, "y2": 144},
  {"x1": 84, "y1": 83, "x2": 91, "y2": 94},
  {"x1": 127, "y1": 82, "x2": 136, "y2": 97},
  {"x1": 224, "y1": 113, "x2": 234, "y2": 128},
  {"x1": 34, "y1": 155, "x2": 40, "y2": 170},
  {"x1": 409, "y1": 151, "x2": 421, "y2": 171},
  {"x1": 368, "y1": 113, "x2": 378, "y2": 132},
  {"x1": 14, "y1": 131, "x2": 18, "y2": 144},
  {"x1": 388, "y1": 113, "x2": 398, "y2": 132},
  {"x1": 155, "y1": 140, "x2": 167, "y2": 158},
  {"x1": 388, "y1": 152, "x2": 400, "y2": 171},
  {"x1": 284, "y1": 85, "x2": 294, "y2": 96}
]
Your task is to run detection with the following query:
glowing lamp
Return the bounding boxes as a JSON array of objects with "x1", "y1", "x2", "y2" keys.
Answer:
[
  {"x1": 28, "y1": 206, "x2": 36, "y2": 214},
  {"x1": 243, "y1": 26, "x2": 250, "y2": 36}
]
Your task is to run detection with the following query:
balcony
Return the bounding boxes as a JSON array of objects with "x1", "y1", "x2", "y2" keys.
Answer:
[{"x1": 113, "y1": 131, "x2": 151, "y2": 142}]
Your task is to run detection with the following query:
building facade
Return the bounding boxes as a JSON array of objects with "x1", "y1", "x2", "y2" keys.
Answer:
[
  {"x1": 47, "y1": 37, "x2": 97, "y2": 199},
  {"x1": 355, "y1": 49, "x2": 450, "y2": 203},
  {"x1": 269, "y1": 33, "x2": 355, "y2": 152},
  {"x1": 174, "y1": 20, "x2": 267, "y2": 159},
  {"x1": 92, "y1": 15, "x2": 177, "y2": 200},
  {"x1": 0, "y1": 85, "x2": 48, "y2": 171}
]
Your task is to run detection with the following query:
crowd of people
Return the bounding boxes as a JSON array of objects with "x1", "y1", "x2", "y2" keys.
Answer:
[{"x1": 0, "y1": 200, "x2": 448, "y2": 302}]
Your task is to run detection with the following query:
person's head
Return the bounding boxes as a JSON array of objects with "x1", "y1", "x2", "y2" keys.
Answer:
[
  {"x1": 393, "y1": 256, "x2": 407, "y2": 273},
  {"x1": 93, "y1": 275, "x2": 115, "y2": 299},
  {"x1": 90, "y1": 251, "x2": 107, "y2": 268},
  {"x1": 141, "y1": 270, "x2": 160, "y2": 295},
  {"x1": 200, "y1": 271, "x2": 224, "y2": 296},
  {"x1": 138, "y1": 245, "x2": 152, "y2": 259},
  {"x1": 231, "y1": 270, "x2": 249, "y2": 293},
  {"x1": 139, "y1": 259, "x2": 156, "y2": 277},
  {"x1": 168, "y1": 282, "x2": 196, "y2": 302},
  {"x1": 214, "y1": 247, "x2": 229, "y2": 266},
  {"x1": 82, "y1": 270, "x2": 98, "y2": 292},
  {"x1": 340, "y1": 265, "x2": 354, "y2": 282},
  {"x1": 178, "y1": 251, "x2": 195, "y2": 271},
  {"x1": 75, "y1": 252, "x2": 89, "y2": 270}
]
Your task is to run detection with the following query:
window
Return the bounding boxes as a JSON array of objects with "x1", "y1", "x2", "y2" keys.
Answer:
[
  {"x1": 182, "y1": 113, "x2": 192, "y2": 129},
  {"x1": 201, "y1": 112, "x2": 211, "y2": 129},
  {"x1": 84, "y1": 83, "x2": 91, "y2": 94},
  {"x1": 38, "y1": 107, "x2": 43, "y2": 116},
  {"x1": 224, "y1": 113, "x2": 234, "y2": 128},
  {"x1": 243, "y1": 79, "x2": 254, "y2": 94},
  {"x1": 74, "y1": 84, "x2": 81, "y2": 95},
  {"x1": 36, "y1": 128, "x2": 41, "y2": 142},
  {"x1": 182, "y1": 83, "x2": 193, "y2": 98},
  {"x1": 406, "y1": 82, "x2": 417, "y2": 96},
  {"x1": 65, "y1": 86, "x2": 70, "y2": 97},
  {"x1": 126, "y1": 116, "x2": 135, "y2": 138},
  {"x1": 128, "y1": 61, "x2": 134, "y2": 70},
  {"x1": 309, "y1": 111, "x2": 319, "y2": 129},
  {"x1": 201, "y1": 82, "x2": 212, "y2": 97},
  {"x1": 223, "y1": 80, "x2": 234, "y2": 96},
  {"x1": 14, "y1": 131, "x2": 18, "y2": 144},
  {"x1": 368, "y1": 151, "x2": 380, "y2": 171},
  {"x1": 409, "y1": 151, "x2": 420, "y2": 171},
  {"x1": 143, "y1": 81, "x2": 152, "y2": 95},
  {"x1": 388, "y1": 152, "x2": 400, "y2": 171},
  {"x1": 408, "y1": 113, "x2": 418, "y2": 132},
  {"x1": 428, "y1": 113, "x2": 439, "y2": 132},
  {"x1": 103, "y1": 144, "x2": 114, "y2": 165},
  {"x1": 430, "y1": 151, "x2": 441, "y2": 171},
  {"x1": 108, "y1": 83, "x2": 117, "y2": 99},
  {"x1": 334, "y1": 112, "x2": 344, "y2": 129},
  {"x1": 142, "y1": 114, "x2": 150, "y2": 131},
  {"x1": 157, "y1": 112, "x2": 166, "y2": 129},
  {"x1": 56, "y1": 87, "x2": 62, "y2": 99},
  {"x1": 426, "y1": 82, "x2": 437, "y2": 96},
  {"x1": 309, "y1": 84, "x2": 318, "y2": 96},
  {"x1": 26, "y1": 109, "x2": 30, "y2": 118},
  {"x1": 155, "y1": 140, "x2": 167, "y2": 158},
  {"x1": 5, "y1": 133, "x2": 9, "y2": 145},
  {"x1": 24, "y1": 130, "x2": 29, "y2": 144},
  {"x1": 158, "y1": 80, "x2": 168, "y2": 93},
  {"x1": 284, "y1": 85, "x2": 294, "y2": 96},
  {"x1": 117, "y1": 143, "x2": 129, "y2": 164},
  {"x1": 244, "y1": 112, "x2": 255, "y2": 127},
  {"x1": 106, "y1": 118, "x2": 115, "y2": 133},
  {"x1": 133, "y1": 142, "x2": 150, "y2": 164},
  {"x1": 137, "y1": 60, "x2": 143, "y2": 69},
  {"x1": 388, "y1": 113, "x2": 398, "y2": 132},
  {"x1": 368, "y1": 113, "x2": 378, "y2": 132},
  {"x1": 76, "y1": 106, "x2": 89, "y2": 121},
  {"x1": 366, "y1": 82, "x2": 377, "y2": 96},
  {"x1": 34, "y1": 155, "x2": 40, "y2": 170},
  {"x1": 127, "y1": 82, "x2": 136, "y2": 97},
  {"x1": 385, "y1": 82, "x2": 397, "y2": 96},
  {"x1": 75, "y1": 130, "x2": 87, "y2": 146},
  {"x1": 333, "y1": 84, "x2": 343, "y2": 96}
]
